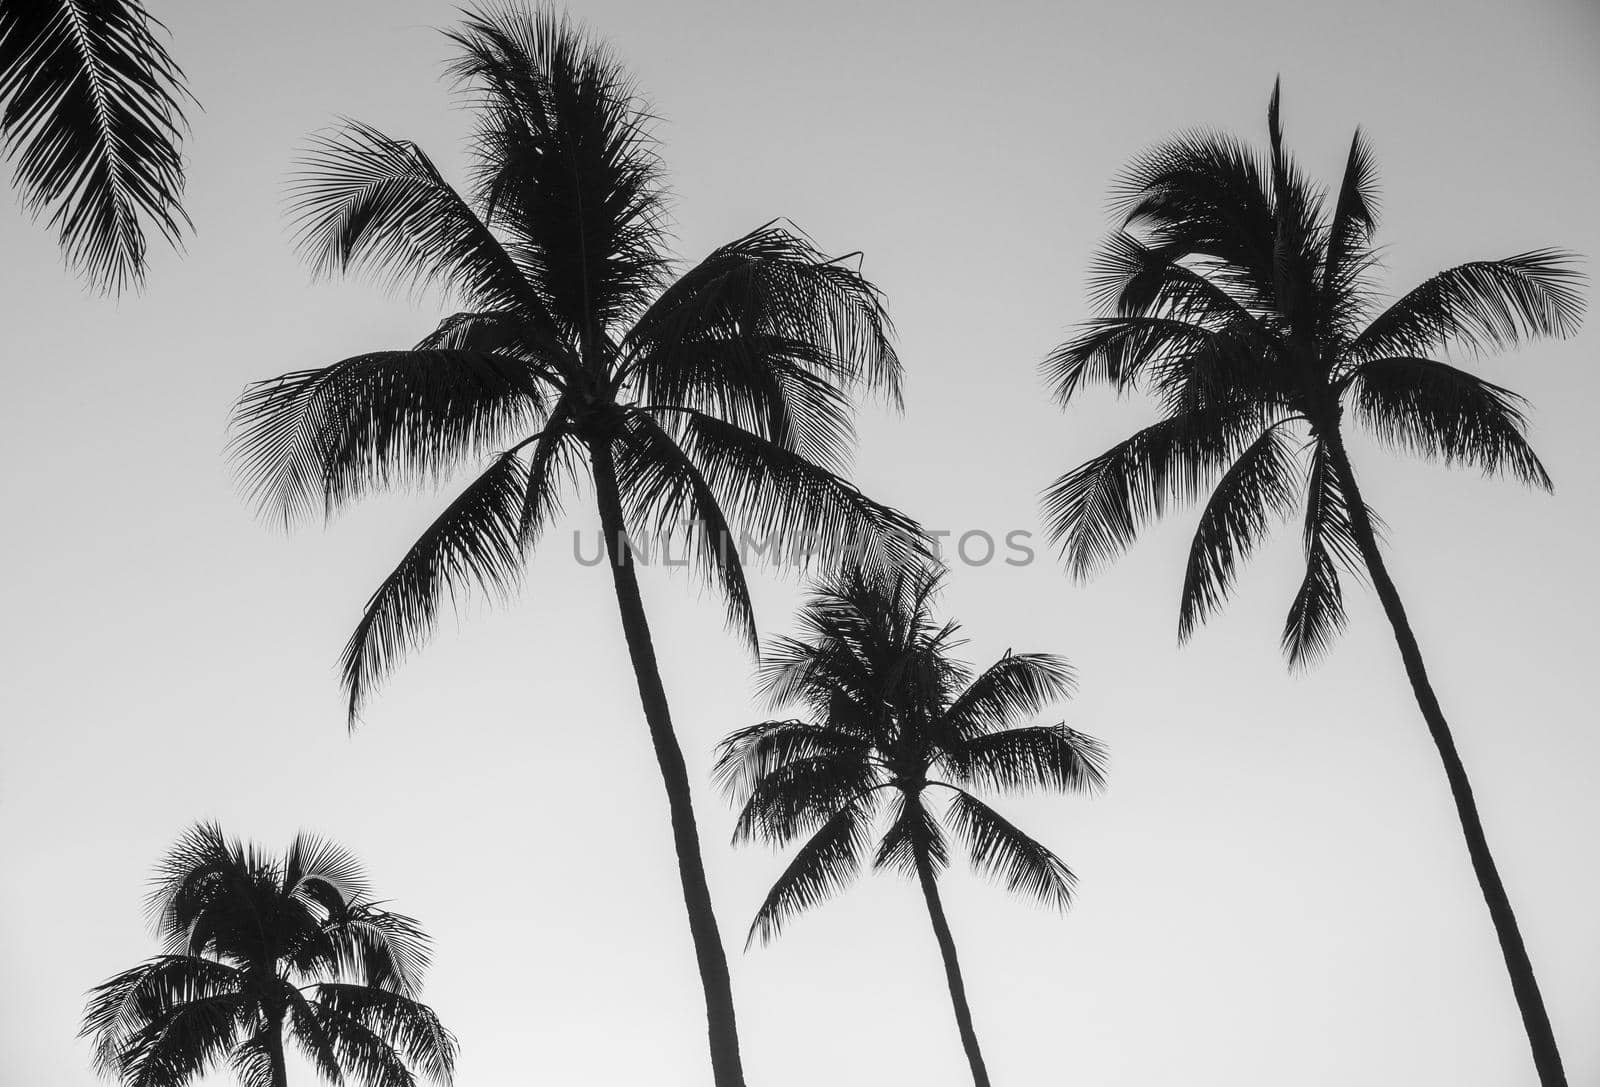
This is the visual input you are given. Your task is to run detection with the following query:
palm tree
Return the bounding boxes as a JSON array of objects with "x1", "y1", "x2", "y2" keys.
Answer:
[
  {"x1": 81, "y1": 823, "x2": 456, "y2": 1087},
  {"x1": 716, "y1": 564, "x2": 1106, "y2": 1087},
  {"x1": 228, "y1": 8, "x2": 920, "y2": 1083},
  {"x1": 1041, "y1": 81, "x2": 1584, "y2": 1085},
  {"x1": 0, "y1": 0, "x2": 192, "y2": 291}
]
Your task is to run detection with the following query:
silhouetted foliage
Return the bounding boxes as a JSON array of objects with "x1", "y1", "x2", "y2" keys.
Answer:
[
  {"x1": 1041, "y1": 81, "x2": 1582, "y2": 1086},
  {"x1": 82, "y1": 824, "x2": 455, "y2": 1087},
  {"x1": 720, "y1": 563, "x2": 1104, "y2": 1087},
  {"x1": 0, "y1": 0, "x2": 192, "y2": 291},
  {"x1": 228, "y1": 7, "x2": 920, "y2": 1084}
]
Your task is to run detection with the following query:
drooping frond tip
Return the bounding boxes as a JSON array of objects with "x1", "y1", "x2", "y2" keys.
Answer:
[{"x1": 0, "y1": 0, "x2": 194, "y2": 292}]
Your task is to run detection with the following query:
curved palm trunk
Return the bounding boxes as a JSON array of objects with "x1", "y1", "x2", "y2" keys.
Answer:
[
  {"x1": 914, "y1": 846, "x2": 991, "y2": 1087},
  {"x1": 589, "y1": 439, "x2": 746, "y2": 1087},
  {"x1": 1323, "y1": 429, "x2": 1566, "y2": 1086}
]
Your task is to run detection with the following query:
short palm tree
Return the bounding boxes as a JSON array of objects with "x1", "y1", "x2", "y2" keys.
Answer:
[
  {"x1": 0, "y1": 0, "x2": 192, "y2": 291},
  {"x1": 1041, "y1": 82, "x2": 1584, "y2": 1085},
  {"x1": 716, "y1": 564, "x2": 1106, "y2": 1087},
  {"x1": 229, "y1": 8, "x2": 919, "y2": 1084},
  {"x1": 81, "y1": 823, "x2": 455, "y2": 1087}
]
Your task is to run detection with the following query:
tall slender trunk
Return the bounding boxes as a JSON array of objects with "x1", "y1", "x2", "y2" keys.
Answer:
[
  {"x1": 1322, "y1": 427, "x2": 1566, "y2": 1086},
  {"x1": 265, "y1": 1007, "x2": 289, "y2": 1087},
  {"x1": 589, "y1": 438, "x2": 746, "y2": 1087},
  {"x1": 914, "y1": 844, "x2": 991, "y2": 1087}
]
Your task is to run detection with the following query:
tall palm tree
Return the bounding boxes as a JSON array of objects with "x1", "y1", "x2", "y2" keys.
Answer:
[
  {"x1": 229, "y1": 8, "x2": 920, "y2": 1083},
  {"x1": 716, "y1": 564, "x2": 1106, "y2": 1087},
  {"x1": 1041, "y1": 82, "x2": 1584, "y2": 1085},
  {"x1": 0, "y1": 0, "x2": 192, "y2": 291},
  {"x1": 81, "y1": 823, "x2": 456, "y2": 1087}
]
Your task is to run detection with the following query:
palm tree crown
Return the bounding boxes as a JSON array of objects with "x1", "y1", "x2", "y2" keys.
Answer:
[
  {"x1": 82, "y1": 824, "x2": 455, "y2": 1087},
  {"x1": 718, "y1": 564, "x2": 1105, "y2": 1086},
  {"x1": 0, "y1": 0, "x2": 192, "y2": 291},
  {"x1": 1043, "y1": 81, "x2": 1583, "y2": 663},
  {"x1": 719, "y1": 564, "x2": 1106, "y2": 940},
  {"x1": 230, "y1": 5, "x2": 919, "y2": 722},
  {"x1": 229, "y1": 9, "x2": 921, "y2": 1083},
  {"x1": 1041, "y1": 82, "x2": 1584, "y2": 1086}
]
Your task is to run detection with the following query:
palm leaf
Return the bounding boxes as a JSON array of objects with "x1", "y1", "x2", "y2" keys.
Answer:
[
  {"x1": 1345, "y1": 356, "x2": 1551, "y2": 488},
  {"x1": 945, "y1": 790, "x2": 1076, "y2": 911},
  {"x1": 746, "y1": 800, "x2": 872, "y2": 947},
  {"x1": 292, "y1": 120, "x2": 551, "y2": 325},
  {"x1": 1348, "y1": 249, "x2": 1585, "y2": 362},
  {"x1": 445, "y1": 4, "x2": 667, "y2": 335},
  {"x1": 944, "y1": 725, "x2": 1107, "y2": 796},
  {"x1": 230, "y1": 349, "x2": 544, "y2": 526},
  {"x1": 1281, "y1": 442, "x2": 1364, "y2": 667},
  {"x1": 340, "y1": 448, "x2": 536, "y2": 723},
  {"x1": 1178, "y1": 422, "x2": 1300, "y2": 638},
  {"x1": 0, "y1": 0, "x2": 191, "y2": 291},
  {"x1": 1042, "y1": 402, "x2": 1266, "y2": 578}
]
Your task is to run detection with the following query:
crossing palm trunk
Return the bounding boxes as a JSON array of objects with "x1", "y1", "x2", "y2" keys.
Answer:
[
  {"x1": 589, "y1": 437, "x2": 747, "y2": 1087},
  {"x1": 1323, "y1": 427, "x2": 1566, "y2": 1087},
  {"x1": 914, "y1": 842, "x2": 991, "y2": 1087}
]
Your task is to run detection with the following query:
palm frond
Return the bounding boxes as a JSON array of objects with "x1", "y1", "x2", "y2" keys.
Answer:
[
  {"x1": 1111, "y1": 128, "x2": 1279, "y2": 311},
  {"x1": 317, "y1": 907, "x2": 433, "y2": 997},
  {"x1": 626, "y1": 223, "x2": 902, "y2": 422},
  {"x1": 943, "y1": 725, "x2": 1107, "y2": 797},
  {"x1": 746, "y1": 800, "x2": 872, "y2": 948},
  {"x1": 0, "y1": 0, "x2": 191, "y2": 291},
  {"x1": 712, "y1": 718, "x2": 870, "y2": 806},
  {"x1": 1345, "y1": 356, "x2": 1551, "y2": 488},
  {"x1": 1178, "y1": 422, "x2": 1301, "y2": 638},
  {"x1": 230, "y1": 350, "x2": 544, "y2": 526},
  {"x1": 610, "y1": 411, "x2": 756, "y2": 647},
  {"x1": 1042, "y1": 402, "x2": 1268, "y2": 578},
  {"x1": 1348, "y1": 249, "x2": 1585, "y2": 362},
  {"x1": 1084, "y1": 231, "x2": 1260, "y2": 325},
  {"x1": 945, "y1": 790, "x2": 1076, "y2": 911},
  {"x1": 872, "y1": 791, "x2": 947, "y2": 879},
  {"x1": 292, "y1": 120, "x2": 549, "y2": 323},
  {"x1": 942, "y1": 651, "x2": 1077, "y2": 738},
  {"x1": 1319, "y1": 128, "x2": 1380, "y2": 344},
  {"x1": 284, "y1": 833, "x2": 370, "y2": 910},
  {"x1": 731, "y1": 752, "x2": 881, "y2": 847},
  {"x1": 310, "y1": 984, "x2": 456, "y2": 1087},
  {"x1": 107, "y1": 994, "x2": 249, "y2": 1087},
  {"x1": 81, "y1": 955, "x2": 245, "y2": 1076},
  {"x1": 228, "y1": 1032, "x2": 281, "y2": 1087},
  {"x1": 1281, "y1": 441, "x2": 1363, "y2": 667},
  {"x1": 340, "y1": 448, "x2": 537, "y2": 723},
  {"x1": 657, "y1": 406, "x2": 926, "y2": 577},
  {"x1": 445, "y1": 4, "x2": 668, "y2": 335}
]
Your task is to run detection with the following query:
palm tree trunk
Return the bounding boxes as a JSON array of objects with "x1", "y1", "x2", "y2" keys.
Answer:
[
  {"x1": 1323, "y1": 428, "x2": 1566, "y2": 1086},
  {"x1": 588, "y1": 438, "x2": 746, "y2": 1087},
  {"x1": 914, "y1": 846, "x2": 991, "y2": 1087},
  {"x1": 266, "y1": 1008, "x2": 289, "y2": 1087}
]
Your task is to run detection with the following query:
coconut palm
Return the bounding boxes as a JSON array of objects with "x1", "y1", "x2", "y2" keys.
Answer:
[
  {"x1": 228, "y1": 8, "x2": 919, "y2": 1084},
  {"x1": 81, "y1": 823, "x2": 455, "y2": 1087},
  {"x1": 1041, "y1": 81, "x2": 1584, "y2": 1085},
  {"x1": 0, "y1": 0, "x2": 192, "y2": 291},
  {"x1": 716, "y1": 564, "x2": 1106, "y2": 1087}
]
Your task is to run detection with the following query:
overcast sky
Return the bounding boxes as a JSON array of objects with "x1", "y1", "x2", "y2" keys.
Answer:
[{"x1": 3, "y1": 1, "x2": 1598, "y2": 1085}]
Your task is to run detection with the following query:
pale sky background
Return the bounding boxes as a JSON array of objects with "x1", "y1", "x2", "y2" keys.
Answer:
[{"x1": 3, "y1": 1, "x2": 1598, "y2": 1085}]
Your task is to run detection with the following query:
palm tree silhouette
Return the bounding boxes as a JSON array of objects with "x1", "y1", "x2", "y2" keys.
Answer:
[
  {"x1": 81, "y1": 823, "x2": 455, "y2": 1087},
  {"x1": 1041, "y1": 81, "x2": 1584, "y2": 1085},
  {"x1": 717, "y1": 564, "x2": 1106, "y2": 1087},
  {"x1": 0, "y1": 0, "x2": 192, "y2": 291},
  {"x1": 229, "y1": 8, "x2": 920, "y2": 1083}
]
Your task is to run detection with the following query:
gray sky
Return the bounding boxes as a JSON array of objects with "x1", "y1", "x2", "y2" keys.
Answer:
[{"x1": 3, "y1": 0, "x2": 1598, "y2": 1084}]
